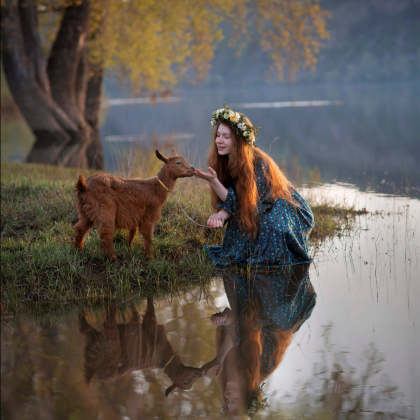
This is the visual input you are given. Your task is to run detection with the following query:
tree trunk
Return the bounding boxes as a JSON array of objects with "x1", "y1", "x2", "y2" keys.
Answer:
[
  {"x1": 85, "y1": 64, "x2": 105, "y2": 169},
  {"x1": 1, "y1": 0, "x2": 105, "y2": 170}
]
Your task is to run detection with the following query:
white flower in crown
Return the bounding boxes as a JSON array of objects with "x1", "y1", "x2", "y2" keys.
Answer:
[
  {"x1": 237, "y1": 122, "x2": 246, "y2": 130},
  {"x1": 210, "y1": 119, "x2": 216, "y2": 126},
  {"x1": 234, "y1": 112, "x2": 240, "y2": 122}
]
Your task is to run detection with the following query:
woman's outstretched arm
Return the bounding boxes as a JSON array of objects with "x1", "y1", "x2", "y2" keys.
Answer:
[
  {"x1": 200, "y1": 332, "x2": 234, "y2": 377},
  {"x1": 193, "y1": 168, "x2": 228, "y2": 202},
  {"x1": 193, "y1": 167, "x2": 233, "y2": 228}
]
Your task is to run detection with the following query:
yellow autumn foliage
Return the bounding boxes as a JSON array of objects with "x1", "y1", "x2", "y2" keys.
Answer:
[
  {"x1": 39, "y1": 0, "x2": 331, "y2": 90},
  {"x1": 257, "y1": 0, "x2": 331, "y2": 81}
]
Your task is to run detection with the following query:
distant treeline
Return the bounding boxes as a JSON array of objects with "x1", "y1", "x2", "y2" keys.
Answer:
[{"x1": 201, "y1": 0, "x2": 420, "y2": 86}]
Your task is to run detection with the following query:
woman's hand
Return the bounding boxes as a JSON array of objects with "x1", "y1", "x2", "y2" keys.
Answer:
[
  {"x1": 211, "y1": 312, "x2": 227, "y2": 326},
  {"x1": 207, "y1": 215, "x2": 224, "y2": 229},
  {"x1": 192, "y1": 167, "x2": 218, "y2": 185},
  {"x1": 207, "y1": 210, "x2": 231, "y2": 229},
  {"x1": 200, "y1": 356, "x2": 224, "y2": 377},
  {"x1": 211, "y1": 308, "x2": 235, "y2": 326}
]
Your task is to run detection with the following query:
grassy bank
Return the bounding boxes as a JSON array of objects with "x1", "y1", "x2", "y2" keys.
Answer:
[{"x1": 1, "y1": 162, "x2": 366, "y2": 312}]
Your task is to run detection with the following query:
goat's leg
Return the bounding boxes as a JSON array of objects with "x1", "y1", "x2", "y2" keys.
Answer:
[
  {"x1": 98, "y1": 222, "x2": 117, "y2": 261},
  {"x1": 129, "y1": 303, "x2": 142, "y2": 324},
  {"x1": 78, "y1": 312, "x2": 98, "y2": 337},
  {"x1": 139, "y1": 222, "x2": 155, "y2": 258},
  {"x1": 104, "y1": 304, "x2": 117, "y2": 329},
  {"x1": 78, "y1": 312, "x2": 100, "y2": 389},
  {"x1": 143, "y1": 297, "x2": 157, "y2": 327},
  {"x1": 74, "y1": 215, "x2": 93, "y2": 249},
  {"x1": 127, "y1": 228, "x2": 138, "y2": 248}
]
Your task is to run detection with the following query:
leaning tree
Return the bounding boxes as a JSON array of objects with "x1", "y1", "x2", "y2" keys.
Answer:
[{"x1": 1, "y1": 0, "x2": 330, "y2": 169}]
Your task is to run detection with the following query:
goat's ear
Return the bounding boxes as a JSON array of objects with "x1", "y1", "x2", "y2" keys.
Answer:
[
  {"x1": 170, "y1": 148, "x2": 177, "y2": 157},
  {"x1": 156, "y1": 150, "x2": 168, "y2": 163},
  {"x1": 165, "y1": 383, "x2": 176, "y2": 397}
]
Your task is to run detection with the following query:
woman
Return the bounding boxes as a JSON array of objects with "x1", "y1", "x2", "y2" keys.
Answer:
[
  {"x1": 200, "y1": 264, "x2": 317, "y2": 417},
  {"x1": 193, "y1": 105, "x2": 314, "y2": 267}
]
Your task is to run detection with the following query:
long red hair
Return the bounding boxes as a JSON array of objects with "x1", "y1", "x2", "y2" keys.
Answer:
[
  {"x1": 216, "y1": 299, "x2": 294, "y2": 413},
  {"x1": 209, "y1": 119, "x2": 295, "y2": 237}
]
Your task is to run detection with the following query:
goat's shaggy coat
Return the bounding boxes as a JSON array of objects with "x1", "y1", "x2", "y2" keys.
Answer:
[{"x1": 74, "y1": 149, "x2": 194, "y2": 260}]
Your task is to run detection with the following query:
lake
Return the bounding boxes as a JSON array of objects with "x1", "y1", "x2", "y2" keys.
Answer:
[
  {"x1": 2, "y1": 185, "x2": 419, "y2": 419},
  {"x1": 1, "y1": 82, "x2": 419, "y2": 418},
  {"x1": 1, "y1": 82, "x2": 420, "y2": 198}
]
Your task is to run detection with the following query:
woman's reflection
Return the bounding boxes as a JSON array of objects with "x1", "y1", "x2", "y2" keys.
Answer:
[{"x1": 201, "y1": 263, "x2": 316, "y2": 417}]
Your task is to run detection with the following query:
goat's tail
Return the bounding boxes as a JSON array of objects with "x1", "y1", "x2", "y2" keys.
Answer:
[{"x1": 75, "y1": 174, "x2": 88, "y2": 193}]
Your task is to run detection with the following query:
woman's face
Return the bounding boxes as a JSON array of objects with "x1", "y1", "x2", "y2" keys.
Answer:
[{"x1": 215, "y1": 123, "x2": 234, "y2": 156}]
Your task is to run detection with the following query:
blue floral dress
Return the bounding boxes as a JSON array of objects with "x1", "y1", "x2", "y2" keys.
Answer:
[
  {"x1": 204, "y1": 159, "x2": 314, "y2": 267},
  {"x1": 222, "y1": 264, "x2": 316, "y2": 374}
]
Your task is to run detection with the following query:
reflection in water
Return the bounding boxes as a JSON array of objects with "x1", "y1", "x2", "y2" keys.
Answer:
[
  {"x1": 79, "y1": 297, "x2": 203, "y2": 395},
  {"x1": 1, "y1": 188, "x2": 418, "y2": 418},
  {"x1": 205, "y1": 264, "x2": 316, "y2": 417},
  {"x1": 278, "y1": 324, "x2": 415, "y2": 420}
]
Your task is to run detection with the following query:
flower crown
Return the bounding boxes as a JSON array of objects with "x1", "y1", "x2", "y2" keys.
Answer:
[
  {"x1": 247, "y1": 382, "x2": 269, "y2": 415},
  {"x1": 219, "y1": 383, "x2": 269, "y2": 417},
  {"x1": 210, "y1": 104, "x2": 260, "y2": 147}
]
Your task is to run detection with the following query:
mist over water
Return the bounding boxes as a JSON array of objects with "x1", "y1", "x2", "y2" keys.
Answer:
[
  {"x1": 99, "y1": 82, "x2": 420, "y2": 197},
  {"x1": 2, "y1": 80, "x2": 419, "y2": 198}
]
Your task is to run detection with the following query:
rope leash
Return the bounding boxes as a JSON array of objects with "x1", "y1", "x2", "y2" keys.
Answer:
[
  {"x1": 177, "y1": 316, "x2": 211, "y2": 352},
  {"x1": 163, "y1": 316, "x2": 211, "y2": 370},
  {"x1": 155, "y1": 175, "x2": 223, "y2": 229},
  {"x1": 174, "y1": 192, "x2": 224, "y2": 229},
  {"x1": 174, "y1": 193, "x2": 209, "y2": 228}
]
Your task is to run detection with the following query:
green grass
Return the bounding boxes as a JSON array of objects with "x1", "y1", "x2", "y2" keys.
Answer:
[
  {"x1": 310, "y1": 202, "x2": 367, "y2": 241},
  {"x1": 1, "y1": 163, "x2": 366, "y2": 313}
]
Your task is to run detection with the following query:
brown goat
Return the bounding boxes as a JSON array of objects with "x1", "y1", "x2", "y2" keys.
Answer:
[
  {"x1": 74, "y1": 148, "x2": 194, "y2": 260},
  {"x1": 79, "y1": 297, "x2": 203, "y2": 396}
]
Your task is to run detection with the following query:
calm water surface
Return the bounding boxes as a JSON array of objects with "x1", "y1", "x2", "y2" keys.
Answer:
[
  {"x1": 2, "y1": 82, "x2": 420, "y2": 197},
  {"x1": 2, "y1": 185, "x2": 419, "y2": 419}
]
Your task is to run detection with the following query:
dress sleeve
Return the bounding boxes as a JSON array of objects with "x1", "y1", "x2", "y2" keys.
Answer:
[
  {"x1": 217, "y1": 187, "x2": 238, "y2": 216},
  {"x1": 255, "y1": 160, "x2": 276, "y2": 216}
]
